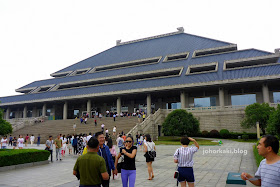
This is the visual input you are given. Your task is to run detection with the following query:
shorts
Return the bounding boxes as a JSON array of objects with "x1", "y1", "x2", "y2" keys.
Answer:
[
  {"x1": 139, "y1": 141, "x2": 143, "y2": 145},
  {"x1": 177, "y1": 167, "x2": 195, "y2": 183}
]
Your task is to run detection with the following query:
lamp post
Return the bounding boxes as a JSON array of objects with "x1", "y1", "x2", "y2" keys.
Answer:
[{"x1": 256, "y1": 122, "x2": 261, "y2": 140}]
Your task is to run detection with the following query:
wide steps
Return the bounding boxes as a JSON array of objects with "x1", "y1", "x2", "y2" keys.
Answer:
[{"x1": 12, "y1": 117, "x2": 139, "y2": 143}]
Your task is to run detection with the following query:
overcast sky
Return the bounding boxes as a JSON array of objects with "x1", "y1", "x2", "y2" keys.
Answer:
[{"x1": 0, "y1": 0, "x2": 279, "y2": 98}]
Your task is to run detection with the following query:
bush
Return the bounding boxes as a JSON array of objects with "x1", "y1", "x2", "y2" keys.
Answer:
[
  {"x1": 209, "y1": 130, "x2": 220, "y2": 138},
  {"x1": 201, "y1": 130, "x2": 209, "y2": 137},
  {"x1": 242, "y1": 134, "x2": 249, "y2": 141},
  {"x1": 267, "y1": 104, "x2": 280, "y2": 138},
  {"x1": 220, "y1": 129, "x2": 230, "y2": 139},
  {"x1": 162, "y1": 109, "x2": 200, "y2": 136},
  {"x1": 0, "y1": 149, "x2": 50, "y2": 167}
]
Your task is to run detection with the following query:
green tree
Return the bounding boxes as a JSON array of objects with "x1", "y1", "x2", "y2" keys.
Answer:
[
  {"x1": 241, "y1": 103, "x2": 274, "y2": 135},
  {"x1": 267, "y1": 104, "x2": 280, "y2": 138},
  {"x1": 0, "y1": 107, "x2": 13, "y2": 136},
  {"x1": 162, "y1": 109, "x2": 200, "y2": 136}
]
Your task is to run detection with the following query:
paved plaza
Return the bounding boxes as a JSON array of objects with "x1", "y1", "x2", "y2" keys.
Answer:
[{"x1": 0, "y1": 139, "x2": 257, "y2": 187}]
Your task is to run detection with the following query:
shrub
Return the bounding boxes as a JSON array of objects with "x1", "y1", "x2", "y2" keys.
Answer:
[
  {"x1": 209, "y1": 130, "x2": 220, "y2": 138},
  {"x1": 267, "y1": 104, "x2": 280, "y2": 138},
  {"x1": 0, "y1": 149, "x2": 50, "y2": 167},
  {"x1": 201, "y1": 130, "x2": 209, "y2": 137},
  {"x1": 220, "y1": 129, "x2": 230, "y2": 139},
  {"x1": 162, "y1": 109, "x2": 200, "y2": 136},
  {"x1": 242, "y1": 134, "x2": 249, "y2": 141}
]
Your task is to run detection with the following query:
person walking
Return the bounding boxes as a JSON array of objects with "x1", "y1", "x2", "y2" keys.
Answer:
[
  {"x1": 25, "y1": 134, "x2": 29, "y2": 147},
  {"x1": 173, "y1": 136, "x2": 199, "y2": 187},
  {"x1": 61, "y1": 135, "x2": 67, "y2": 157},
  {"x1": 116, "y1": 134, "x2": 124, "y2": 153},
  {"x1": 113, "y1": 114, "x2": 116, "y2": 121},
  {"x1": 1, "y1": 136, "x2": 8, "y2": 149},
  {"x1": 54, "y1": 135, "x2": 62, "y2": 161},
  {"x1": 107, "y1": 138, "x2": 117, "y2": 179},
  {"x1": 9, "y1": 135, "x2": 13, "y2": 146},
  {"x1": 73, "y1": 123, "x2": 76, "y2": 132},
  {"x1": 46, "y1": 136, "x2": 54, "y2": 162},
  {"x1": 37, "y1": 134, "x2": 41, "y2": 146},
  {"x1": 73, "y1": 137, "x2": 109, "y2": 187},
  {"x1": 113, "y1": 126, "x2": 117, "y2": 136},
  {"x1": 143, "y1": 134, "x2": 156, "y2": 180},
  {"x1": 12, "y1": 137, "x2": 17, "y2": 149},
  {"x1": 241, "y1": 135, "x2": 280, "y2": 186},
  {"x1": 17, "y1": 135, "x2": 24, "y2": 149},
  {"x1": 101, "y1": 123, "x2": 105, "y2": 133},
  {"x1": 95, "y1": 132, "x2": 117, "y2": 187},
  {"x1": 115, "y1": 136, "x2": 137, "y2": 187},
  {"x1": 72, "y1": 135, "x2": 78, "y2": 155},
  {"x1": 30, "y1": 134, "x2": 35, "y2": 146}
]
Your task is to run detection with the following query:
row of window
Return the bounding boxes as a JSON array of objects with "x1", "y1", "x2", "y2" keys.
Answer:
[{"x1": 168, "y1": 92, "x2": 280, "y2": 109}]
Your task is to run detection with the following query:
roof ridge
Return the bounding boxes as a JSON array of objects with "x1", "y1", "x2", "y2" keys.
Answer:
[{"x1": 116, "y1": 27, "x2": 184, "y2": 46}]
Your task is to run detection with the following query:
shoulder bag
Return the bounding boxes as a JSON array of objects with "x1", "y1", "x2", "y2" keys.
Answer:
[{"x1": 147, "y1": 143, "x2": 156, "y2": 158}]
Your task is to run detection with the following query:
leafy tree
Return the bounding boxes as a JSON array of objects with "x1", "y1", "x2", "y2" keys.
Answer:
[
  {"x1": 0, "y1": 107, "x2": 13, "y2": 136},
  {"x1": 241, "y1": 103, "x2": 274, "y2": 135},
  {"x1": 267, "y1": 104, "x2": 280, "y2": 138},
  {"x1": 162, "y1": 109, "x2": 200, "y2": 136}
]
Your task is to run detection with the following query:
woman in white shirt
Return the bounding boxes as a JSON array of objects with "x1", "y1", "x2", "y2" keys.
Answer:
[
  {"x1": 61, "y1": 135, "x2": 67, "y2": 157},
  {"x1": 1, "y1": 136, "x2": 8, "y2": 149},
  {"x1": 30, "y1": 134, "x2": 35, "y2": 146},
  {"x1": 17, "y1": 135, "x2": 24, "y2": 149},
  {"x1": 144, "y1": 134, "x2": 156, "y2": 180}
]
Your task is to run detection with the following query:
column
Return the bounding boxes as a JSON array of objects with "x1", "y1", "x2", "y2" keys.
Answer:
[
  {"x1": 147, "y1": 94, "x2": 151, "y2": 116},
  {"x1": 23, "y1": 105, "x2": 27, "y2": 118},
  {"x1": 219, "y1": 87, "x2": 225, "y2": 108},
  {"x1": 180, "y1": 91, "x2": 186, "y2": 108},
  {"x1": 63, "y1": 101, "x2": 68, "y2": 120},
  {"x1": 5, "y1": 107, "x2": 10, "y2": 119},
  {"x1": 87, "y1": 99, "x2": 91, "y2": 118},
  {"x1": 42, "y1": 103, "x2": 46, "y2": 117},
  {"x1": 117, "y1": 97, "x2": 121, "y2": 115},
  {"x1": 262, "y1": 83, "x2": 270, "y2": 103},
  {"x1": 32, "y1": 107, "x2": 37, "y2": 117}
]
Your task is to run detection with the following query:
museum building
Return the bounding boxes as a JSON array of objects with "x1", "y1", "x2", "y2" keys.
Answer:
[{"x1": 1, "y1": 28, "x2": 280, "y2": 120}]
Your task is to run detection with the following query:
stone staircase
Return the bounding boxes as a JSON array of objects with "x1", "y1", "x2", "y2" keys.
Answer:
[{"x1": 11, "y1": 117, "x2": 139, "y2": 143}]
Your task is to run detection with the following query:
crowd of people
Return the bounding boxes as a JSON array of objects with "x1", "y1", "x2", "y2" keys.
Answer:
[{"x1": 0, "y1": 134, "x2": 41, "y2": 149}]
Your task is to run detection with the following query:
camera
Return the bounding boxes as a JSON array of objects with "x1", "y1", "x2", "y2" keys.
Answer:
[{"x1": 174, "y1": 171, "x2": 179, "y2": 179}]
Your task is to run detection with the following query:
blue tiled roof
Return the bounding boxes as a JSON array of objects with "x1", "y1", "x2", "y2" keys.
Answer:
[{"x1": 1, "y1": 32, "x2": 279, "y2": 105}]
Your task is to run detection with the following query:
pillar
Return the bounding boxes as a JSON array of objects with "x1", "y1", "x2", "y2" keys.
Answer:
[
  {"x1": 42, "y1": 103, "x2": 46, "y2": 117},
  {"x1": 117, "y1": 97, "x2": 121, "y2": 115},
  {"x1": 5, "y1": 107, "x2": 10, "y2": 119},
  {"x1": 262, "y1": 83, "x2": 270, "y2": 103},
  {"x1": 23, "y1": 105, "x2": 27, "y2": 118},
  {"x1": 219, "y1": 87, "x2": 225, "y2": 108},
  {"x1": 63, "y1": 101, "x2": 68, "y2": 120},
  {"x1": 32, "y1": 107, "x2": 37, "y2": 117},
  {"x1": 180, "y1": 91, "x2": 186, "y2": 108},
  {"x1": 87, "y1": 99, "x2": 91, "y2": 118},
  {"x1": 147, "y1": 94, "x2": 151, "y2": 116}
]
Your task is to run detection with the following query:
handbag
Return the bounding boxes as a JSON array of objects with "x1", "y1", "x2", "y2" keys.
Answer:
[
  {"x1": 117, "y1": 156, "x2": 124, "y2": 173},
  {"x1": 147, "y1": 143, "x2": 156, "y2": 158},
  {"x1": 45, "y1": 147, "x2": 49, "y2": 151}
]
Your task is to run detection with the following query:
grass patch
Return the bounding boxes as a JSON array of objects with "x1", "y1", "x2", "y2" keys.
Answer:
[
  {"x1": 229, "y1": 139, "x2": 258, "y2": 143},
  {"x1": 155, "y1": 136, "x2": 219, "y2": 145}
]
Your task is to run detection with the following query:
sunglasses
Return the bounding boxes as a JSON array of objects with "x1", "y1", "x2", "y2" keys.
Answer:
[{"x1": 125, "y1": 141, "x2": 132, "y2": 143}]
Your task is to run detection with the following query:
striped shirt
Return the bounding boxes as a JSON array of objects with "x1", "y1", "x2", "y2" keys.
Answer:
[
  {"x1": 173, "y1": 146, "x2": 198, "y2": 167},
  {"x1": 255, "y1": 159, "x2": 280, "y2": 187}
]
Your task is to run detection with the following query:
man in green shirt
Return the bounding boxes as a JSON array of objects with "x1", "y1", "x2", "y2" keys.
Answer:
[
  {"x1": 73, "y1": 137, "x2": 109, "y2": 187},
  {"x1": 54, "y1": 135, "x2": 62, "y2": 161}
]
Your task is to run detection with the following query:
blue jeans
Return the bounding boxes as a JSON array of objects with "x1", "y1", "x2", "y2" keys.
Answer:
[
  {"x1": 121, "y1": 169, "x2": 136, "y2": 187},
  {"x1": 1, "y1": 146, "x2": 7, "y2": 149}
]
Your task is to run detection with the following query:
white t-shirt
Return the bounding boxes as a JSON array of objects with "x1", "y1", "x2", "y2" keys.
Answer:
[
  {"x1": 113, "y1": 127, "x2": 116, "y2": 132},
  {"x1": 1, "y1": 138, "x2": 8, "y2": 147},
  {"x1": 101, "y1": 124, "x2": 105, "y2": 128},
  {"x1": 30, "y1": 136, "x2": 35, "y2": 142},
  {"x1": 145, "y1": 142, "x2": 155, "y2": 151},
  {"x1": 86, "y1": 135, "x2": 92, "y2": 142},
  {"x1": 105, "y1": 129, "x2": 109, "y2": 134},
  {"x1": 116, "y1": 137, "x2": 124, "y2": 148},
  {"x1": 18, "y1": 138, "x2": 24, "y2": 147},
  {"x1": 139, "y1": 136, "x2": 144, "y2": 142}
]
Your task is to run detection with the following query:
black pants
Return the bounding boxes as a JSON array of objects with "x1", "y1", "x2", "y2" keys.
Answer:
[
  {"x1": 101, "y1": 177, "x2": 110, "y2": 187},
  {"x1": 49, "y1": 150, "x2": 53, "y2": 162},
  {"x1": 9, "y1": 140, "x2": 13, "y2": 146},
  {"x1": 73, "y1": 145, "x2": 78, "y2": 154}
]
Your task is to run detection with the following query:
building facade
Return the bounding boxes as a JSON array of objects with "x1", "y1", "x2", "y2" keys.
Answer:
[{"x1": 1, "y1": 28, "x2": 280, "y2": 125}]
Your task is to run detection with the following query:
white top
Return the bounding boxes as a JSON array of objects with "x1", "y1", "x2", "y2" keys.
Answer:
[
  {"x1": 1, "y1": 138, "x2": 8, "y2": 147},
  {"x1": 30, "y1": 136, "x2": 35, "y2": 141},
  {"x1": 101, "y1": 124, "x2": 105, "y2": 128},
  {"x1": 105, "y1": 129, "x2": 109, "y2": 133},
  {"x1": 174, "y1": 146, "x2": 198, "y2": 167},
  {"x1": 18, "y1": 138, "x2": 24, "y2": 147},
  {"x1": 145, "y1": 142, "x2": 155, "y2": 151},
  {"x1": 113, "y1": 127, "x2": 116, "y2": 132},
  {"x1": 139, "y1": 136, "x2": 144, "y2": 141},
  {"x1": 85, "y1": 118, "x2": 88, "y2": 121},
  {"x1": 86, "y1": 135, "x2": 92, "y2": 142}
]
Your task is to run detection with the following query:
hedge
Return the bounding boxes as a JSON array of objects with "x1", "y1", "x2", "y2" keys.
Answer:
[{"x1": 0, "y1": 149, "x2": 50, "y2": 167}]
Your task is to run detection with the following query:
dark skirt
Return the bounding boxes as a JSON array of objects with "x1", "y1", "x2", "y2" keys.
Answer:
[{"x1": 145, "y1": 152, "x2": 154, "y2": 162}]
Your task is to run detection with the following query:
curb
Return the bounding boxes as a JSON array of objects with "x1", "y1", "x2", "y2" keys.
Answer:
[{"x1": 0, "y1": 160, "x2": 49, "y2": 172}]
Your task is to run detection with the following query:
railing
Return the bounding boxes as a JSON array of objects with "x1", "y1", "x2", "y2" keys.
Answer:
[{"x1": 7, "y1": 116, "x2": 47, "y2": 131}]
